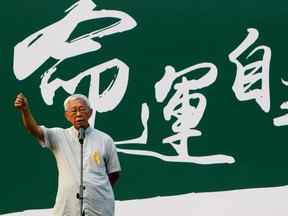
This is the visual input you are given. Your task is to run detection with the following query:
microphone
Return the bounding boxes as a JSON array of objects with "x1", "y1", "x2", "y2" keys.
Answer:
[{"x1": 78, "y1": 128, "x2": 85, "y2": 144}]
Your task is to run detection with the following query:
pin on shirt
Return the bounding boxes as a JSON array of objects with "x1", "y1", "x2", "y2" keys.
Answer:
[{"x1": 91, "y1": 150, "x2": 101, "y2": 165}]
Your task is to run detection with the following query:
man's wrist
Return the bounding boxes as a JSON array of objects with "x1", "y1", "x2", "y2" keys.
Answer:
[{"x1": 21, "y1": 107, "x2": 30, "y2": 114}]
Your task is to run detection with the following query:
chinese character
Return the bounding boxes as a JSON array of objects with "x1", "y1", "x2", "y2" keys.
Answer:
[
  {"x1": 273, "y1": 79, "x2": 288, "y2": 126},
  {"x1": 13, "y1": 0, "x2": 137, "y2": 126},
  {"x1": 152, "y1": 63, "x2": 235, "y2": 164},
  {"x1": 228, "y1": 28, "x2": 271, "y2": 112}
]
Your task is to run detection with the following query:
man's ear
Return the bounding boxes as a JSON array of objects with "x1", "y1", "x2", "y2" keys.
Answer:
[
  {"x1": 88, "y1": 108, "x2": 93, "y2": 118},
  {"x1": 64, "y1": 111, "x2": 69, "y2": 121}
]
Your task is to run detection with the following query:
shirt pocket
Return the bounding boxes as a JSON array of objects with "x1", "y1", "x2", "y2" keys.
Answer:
[{"x1": 88, "y1": 149, "x2": 106, "y2": 175}]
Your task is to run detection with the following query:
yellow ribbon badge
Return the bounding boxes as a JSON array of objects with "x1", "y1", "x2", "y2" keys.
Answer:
[{"x1": 92, "y1": 150, "x2": 101, "y2": 165}]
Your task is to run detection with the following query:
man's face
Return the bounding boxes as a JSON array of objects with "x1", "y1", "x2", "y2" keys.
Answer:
[{"x1": 64, "y1": 99, "x2": 92, "y2": 130}]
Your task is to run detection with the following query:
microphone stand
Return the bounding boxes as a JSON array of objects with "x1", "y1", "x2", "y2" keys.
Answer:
[{"x1": 77, "y1": 128, "x2": 85, "y2": 216}]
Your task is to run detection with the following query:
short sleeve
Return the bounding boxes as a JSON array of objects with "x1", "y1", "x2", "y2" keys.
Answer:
[
  {"x1": 105, "y1": 137, "x2": 121, "y2": 174},
  {"x1": 38, "y1": 126, "x2": 58, "y2": 150}
]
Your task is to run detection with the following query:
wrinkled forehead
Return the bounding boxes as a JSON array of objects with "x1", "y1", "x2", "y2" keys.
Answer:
[{"x1": 66, "y1": 98, "x2": 89, "y2": 108}]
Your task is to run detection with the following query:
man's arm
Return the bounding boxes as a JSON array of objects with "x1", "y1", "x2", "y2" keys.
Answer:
[
  {"x1": 105, "y1": 137, "x2": 121, "y2": 187},
  {"x1": 14, "y1": 93, "x2": 44, "y2": 143},
  {"x1": 108, "y1": 172, "x2": 120, "y2": 187}
]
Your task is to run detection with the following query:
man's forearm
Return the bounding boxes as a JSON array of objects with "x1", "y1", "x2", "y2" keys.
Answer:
[{"x1": 21, "y1": 109, "x2": 43, "y2": 140}]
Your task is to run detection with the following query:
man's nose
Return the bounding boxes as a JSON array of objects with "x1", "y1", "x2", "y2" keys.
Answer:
[{"x1": 75, "y1": 110, "x2": 82, "y2": 116}]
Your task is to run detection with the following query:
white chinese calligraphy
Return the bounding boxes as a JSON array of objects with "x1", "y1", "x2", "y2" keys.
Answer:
[
  {"x1": 13, "y1": 0, "x2": 137, "y2": 126},
  {"x1": 154, "y1": 64, "x2": 234, "y2": 164},
  {"x1": 273, "y1": 79, "x2": 288, "y2": 126},
  {"x1": 228, "y1": 28, "x2": 271, "y2": 113},
  {"x1": 116, "y1": 64, "x2": 235, "y2": 165},
  {"x1": 115, "y1": 103, "x2": 149, "y2": 145}
]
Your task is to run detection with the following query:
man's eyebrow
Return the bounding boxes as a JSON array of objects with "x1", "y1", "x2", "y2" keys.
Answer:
[{"x1": 70, "y1": 106, "x2": 88, "y2": 109}]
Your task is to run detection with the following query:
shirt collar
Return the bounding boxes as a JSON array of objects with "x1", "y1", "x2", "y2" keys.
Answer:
[{"x1": 70, "y1": 125, "x2": 92, "y2": 137}]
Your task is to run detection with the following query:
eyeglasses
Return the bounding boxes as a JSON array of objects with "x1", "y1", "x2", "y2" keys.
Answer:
[{"x1": 65, "y1": 107, "x2": 90, "y2": 114}]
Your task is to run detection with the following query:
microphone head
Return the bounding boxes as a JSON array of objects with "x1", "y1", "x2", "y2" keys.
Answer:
[{"x1": 78, "y1": 128, "x2": 85, "y2": 144}]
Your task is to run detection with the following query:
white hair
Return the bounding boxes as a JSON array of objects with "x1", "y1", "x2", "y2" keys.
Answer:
[{"x1": 64, "y1": 94, "x2": 91, "y2": 111}]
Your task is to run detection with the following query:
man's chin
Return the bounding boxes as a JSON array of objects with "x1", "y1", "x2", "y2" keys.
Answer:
[
  {"x1": 73, "y1": 125, "x2": 88, "y2": 130},
  {"x1": 73, "y1": 125, "x2": 81, "y2": 130}
]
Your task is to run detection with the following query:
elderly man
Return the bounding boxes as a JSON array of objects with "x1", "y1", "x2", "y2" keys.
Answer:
[{"x1": 15, "y1": 93, "x2": 121, "y2": 216}]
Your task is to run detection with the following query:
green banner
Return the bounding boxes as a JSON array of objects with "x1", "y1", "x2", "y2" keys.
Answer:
[{"x1": 1, "y1": 0, "x2": 288, "y2": 214}]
